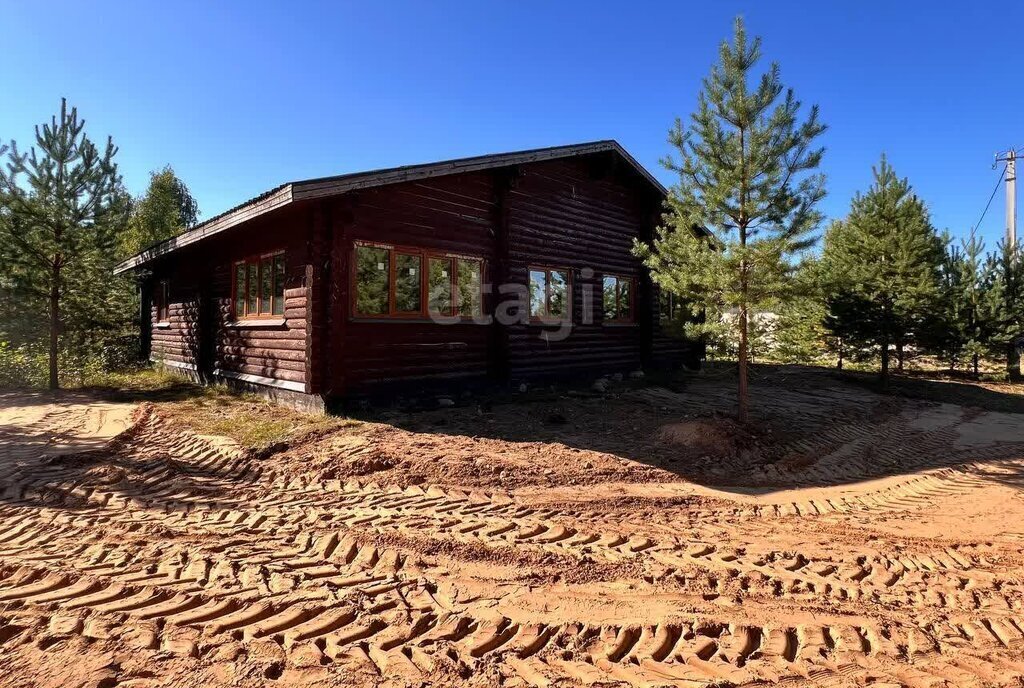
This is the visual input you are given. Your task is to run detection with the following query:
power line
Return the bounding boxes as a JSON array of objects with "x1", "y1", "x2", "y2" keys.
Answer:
[{"x1": 973, "y1": 164, "x2": 1006, "y2": 232}]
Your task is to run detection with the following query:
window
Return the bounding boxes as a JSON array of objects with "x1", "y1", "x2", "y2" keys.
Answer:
[
  {"x1": 659, "y1": 288, "x2": 684, "y2": 323},
  {"x1": 234, "y1": 263, "x2": 246, "y2": 319},
  {"x1": 273, "y1": 256, "x2": 286, "y2": 314},
  {"x1": 395, "y1": 252, "x2": 422, "y2": 313},
  {"x1": 456, "y1": 258, "x2": 483, "y2": 317},
  {"x1": 353, "y1": 242, "x2": 485, "y2": 319},
  {"x1": 355, "y1": 245, "x2": 390, "y2": 315},
  {"x1": 247, "y1": 262, "x2": 259, "y2": 315},
  {"x1": 602, "y1": 274, "x2": 635, "y2": 323},
  {"x1": 428, "y1": 256, "x2": 454, "y2": 316},
  {"x1": 232, "y1": 252, "x2": 286, "y2": 320},
  {"x1": 155, "y1": 280, "x2": 170, "y2": 323},
  {"x1": 528, "y1": 267, "x2": 570, "y2": 321}
]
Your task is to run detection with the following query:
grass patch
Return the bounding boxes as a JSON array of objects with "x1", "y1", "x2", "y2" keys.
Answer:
[
  {"x1": 159, "y1": 394, "x2": 355, "y2": 449},
  {"x1": 81, "y1": 367, "x2": 361, "y2": 450},
  {"x1": 81, "y1": 366, "x2": 209, "y2": 404}
]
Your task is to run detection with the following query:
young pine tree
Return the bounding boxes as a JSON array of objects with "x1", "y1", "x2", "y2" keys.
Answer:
[
  {"x1": 635, "y1": 17, "x2": 826, "y2": 422},
  {"x1": 983, "y1": 240, "x2": 1024, "y2": 381},
  {"x1": 820, "y1": 157, "x2": 944, "y2": 388},
  {"x1": 0, "y1": 100, "x2": 124, "y2": 389},
  {"x1": 956, "y1": 231, "x2": 988, "y2": 376},
  {"x1": 934, "y1": 241, "x2": 967, "y2": 370},
  {"x1": 772, "y1": 257, "x2": 833, "y2": 366}
]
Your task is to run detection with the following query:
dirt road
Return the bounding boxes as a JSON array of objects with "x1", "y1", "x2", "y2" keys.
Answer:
[{"x1": 2, "y1": 374, "x2": 1024, "y2": 687}]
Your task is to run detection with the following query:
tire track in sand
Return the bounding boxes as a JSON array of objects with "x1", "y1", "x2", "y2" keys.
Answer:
[{"x1": 4, "y1": 401, "x2": 1024, "y2": 686}]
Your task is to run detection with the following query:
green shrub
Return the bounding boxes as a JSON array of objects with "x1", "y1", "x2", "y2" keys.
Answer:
[
  {"x1": 0, "y1": 341, "x2": 48, "y2": 388},
  {"x1": 0, "y1": 340, "x2": 126, "y2": 389}
]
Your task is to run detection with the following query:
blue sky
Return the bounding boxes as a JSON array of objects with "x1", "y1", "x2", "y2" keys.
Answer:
[{"x1": 2, "y1": 1, "x2": 1020, "y2": 250}]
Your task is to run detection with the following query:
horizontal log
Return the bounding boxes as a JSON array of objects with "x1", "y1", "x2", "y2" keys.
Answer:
[
  {"x1": 152, "y1": 351, "x2": 194, "y2": 365},
  {"x1": 219, "y1": 363, "x2": 306, "y2": 384},
  {"x1": 215, "y1": 346, "x2": 307, "y2": 362},
  {"x1": 217, "y1": 338, "x2": 307, "y2": 352},
  {"x1": 216, "y1": 328, "x2": 306, "y2": 341},
  {"x1": 219, "y1": 355, "x2": 305, "y2": 372}
]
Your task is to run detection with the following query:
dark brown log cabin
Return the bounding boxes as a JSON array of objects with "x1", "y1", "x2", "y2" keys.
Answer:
[{"x1": 115, "y1": 141, "x2": 703, "y2": 411}]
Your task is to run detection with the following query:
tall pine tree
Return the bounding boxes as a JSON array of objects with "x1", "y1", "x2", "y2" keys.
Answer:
[
  {"x1": 820, "y1": 157, "x2": 944, "y2": 388},
  {"x1": 0, "y1": 99, "x2": 124, "y2": 389},
  {"x1": 635, "y1": 17, "x2": 826, "y2": 422}
]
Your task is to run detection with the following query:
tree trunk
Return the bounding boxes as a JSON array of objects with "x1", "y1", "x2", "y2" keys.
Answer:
[
  {"x1": 879, "y1": 304, "x2": 891, "y2": 391},
  {"x1": 738, "y1": 299, "x2": 749, "y2": 424},
  {"x1": 879, "y1": 326, "x2": 890, "y2": 391},
  {"x1": 896, "y1": 342, "x2": 904, "y2": 372},
  {"x1": 1008, "y1": 343, "x2": 1021, "y2": 383},
  {"x1": 736, "y1": 125, "x2": 750, "y2": 425},
  {"x1": 880, "y1": 342, "x2": 890, "y2": 390},
  {"x1": 836, "y1": 339, "x2": 843, "y2": 371},
  {"x1": 48, "y1": 263, "x2": 60, "y2": 391}
]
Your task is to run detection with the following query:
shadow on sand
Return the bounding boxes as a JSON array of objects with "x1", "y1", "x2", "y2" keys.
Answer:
[{"x1": 363, "y1": 364, "x2": 1024, "y2": 497}]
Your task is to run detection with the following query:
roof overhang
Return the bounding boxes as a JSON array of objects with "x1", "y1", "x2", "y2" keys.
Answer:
[{"x1": 114, "y1": 140, "x2": 668, "y2": 274}]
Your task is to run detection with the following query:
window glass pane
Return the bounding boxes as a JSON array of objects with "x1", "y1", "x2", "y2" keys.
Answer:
[
  {"x1": 619, "y1": 279, "x2": 632, "y2": 321},
  {"x1": 659, "y1": 290, "x2": 670, "y2": 321},
  {"x1": 355, "y1": 245, "x2": 390, "y2": 315},
  {"x1": 273, "y1": 254, "x2": 286, "y2": 315},
  {"x1": 395, "y1": 252, "x2": 422, "y2": 313},
  {"x1": 260, "y1": 256, "x2": 273, "y2": 314},
  {"x1": 529, "y1": 270, "x2": 546, "y2": 318},
  {"x1": 603, "y1": 276, "x2": 618, "y2": 321},
  {"x1": 234, "y1": 264, "x2": 246, "y2": 319},
  {"x1": 247, "y1": 262, "x2": 259, "y2": 315},
  {"x1": 428, "y1": 257, "x2": 453, "y2": 316},
  {"x1": 456, "y1": 259, "x2": 482, "y2": 316},
  {"x1": 549, "y1": 270, "x2": 568, "y2": 319},
  {"x1": 158, "y1": 281, "x2": 169, "y2": 321}
]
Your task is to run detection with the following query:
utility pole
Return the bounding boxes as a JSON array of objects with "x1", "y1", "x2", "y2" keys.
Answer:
[
  {"x1": 997, "y1": 149, "x2": 1017, "y2": 248},
  {"x1": 996, "y1": 148, "x2": 1021, "y2": 382}
]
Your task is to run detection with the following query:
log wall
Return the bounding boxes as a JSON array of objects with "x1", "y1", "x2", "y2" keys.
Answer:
[
  {"x1": 207, "y1": 207, "x2": 311, "y2": 389},
  {"x1": 327, "y1": 172, "x2": 496, "y2": 396},
  {"x1": 503, "y1": 155, "x2": 656, "y2": 380},
  {"x1": 146, "y1": 204, "x2": 315, "y2": 393},
  {"x1": 326, "y1": 151, "x2": 695, "y2": 396},
  {"x1": 143, "y1": 150, "x2": 702, "y2": 403},
  {"x1": 149, "y1": 260, "x2": 201, "y2": 372}
]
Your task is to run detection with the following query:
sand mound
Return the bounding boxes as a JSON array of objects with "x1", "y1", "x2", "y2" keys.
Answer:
[{"x1": 659, "y1": 416, "x2": 753, "y2": 458}]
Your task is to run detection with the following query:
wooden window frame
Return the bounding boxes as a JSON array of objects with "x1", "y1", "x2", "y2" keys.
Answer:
[
  {"x1": 155, "y1": 279, "x2": 170, "y2": 324},
  {"x1": 231, "y1": 250, "x2": 286, "y2": 321},
  {"x1": 602, "y1": 274, "x2": 636, "y2": 325},
  {"x1": 351, "y1": 241, "x2": 486, "y2": 321},
  {"x1": 528, "y1": 265, "x2": 572, "y2": 323}
]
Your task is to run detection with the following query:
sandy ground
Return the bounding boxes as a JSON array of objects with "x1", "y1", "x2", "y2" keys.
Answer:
[{"x1": 2, "y1": 371, "x2": 1024, "y2": 687}]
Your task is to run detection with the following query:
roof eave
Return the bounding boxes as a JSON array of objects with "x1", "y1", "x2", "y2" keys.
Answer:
[
  {"x1": 113, "y1": 185, "x2": 294, "y2": 274},
  {"x1": 291, "y1": 140, "x2": 667, "y2": 202},
  {"x1": 114, "y1": 140, "x2": 670, "y2": 273}
]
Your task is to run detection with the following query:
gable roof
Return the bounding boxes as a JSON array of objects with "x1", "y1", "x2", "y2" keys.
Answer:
[{"x1": 114, "y1": 139, "x2": 667, "y2": 274}]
